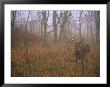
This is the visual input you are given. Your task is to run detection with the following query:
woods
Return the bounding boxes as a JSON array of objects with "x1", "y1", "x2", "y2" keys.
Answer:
[{"x1": 11, "y1": 10, "x2": 100, "y2": 77}]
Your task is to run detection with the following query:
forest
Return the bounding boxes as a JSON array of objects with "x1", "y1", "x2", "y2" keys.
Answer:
[{"x1": 11, "y1": 10, "x2": 100, "y2": 77}]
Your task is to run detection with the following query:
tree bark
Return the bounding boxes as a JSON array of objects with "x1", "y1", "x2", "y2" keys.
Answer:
[
  {"x1": 79, "y1": 23, "x2": 81, "y2": 39},
  {"x1": 25, "y1": 11, "x2": 30, "y2": 32},
  {"x1": 43, "y1": 11, "x2": 48, "y2": 43},
  {"x1": 90, "y1": 24, "x2": 93, "y2": 40},
  {"x1": 59, "y1": 11, "x2": 69, "y2": 41},
  {"x1": 95, "y1": 11, "x2": 100, "y2": 42},
  {"x1": 11, "y1": 11, "x2": 16, "y2": 28},
  {"x1": 41, "y1": 19, "x2": 43, "y2": 39},
  {"x1": 53, "y1": 11, "x2": 57, "y2": 42}
]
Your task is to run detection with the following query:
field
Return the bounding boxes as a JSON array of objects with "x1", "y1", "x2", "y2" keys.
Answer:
[{"x1": 11, "y1": 30, "x2": 100, "y2": 77}]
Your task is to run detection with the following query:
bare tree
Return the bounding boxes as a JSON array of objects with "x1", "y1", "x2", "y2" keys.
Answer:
[
  {"x1": 25, "y1": 11, "x2": 31, "y2": 32},
  {"x1": 42, "y1": 11, "x2": 49, "y2": 43},
  {"x1": 84, "y1": 11, "x2": 94, "y2": 39},
  {"x1": 72, "y1": 11, "x2": 84, "y2": 39},
  {"x1": 94, "y1": 11, "x2": 100, "y2": 42},
  {"x1": 41, "y1": 11, "x2": 44, "y2": 39},
  {"x1": 53, "y1": 11, "x2": 57, "y2": 42},
  {"x1": 59, "y1": 11, "x2": 71, "y2": 41},
  {"x1": 11, "y1": 11, "x2": 17, "y2": 28},
  {"x1": 78, "y1": 11, "x2": 84, "y2": 39}
]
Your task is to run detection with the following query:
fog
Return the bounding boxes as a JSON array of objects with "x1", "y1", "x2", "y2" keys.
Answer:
[{"x1": 11, "y1": 10, "x2": 100, "y2": 77}]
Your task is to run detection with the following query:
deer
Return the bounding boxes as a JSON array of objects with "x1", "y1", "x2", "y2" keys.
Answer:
[
  {"x1": 73, "y1": 39, "x2": 90, "y2": 62},
  {"x1": 70, "y1": 37, "x2": 90, "y2": 75}
]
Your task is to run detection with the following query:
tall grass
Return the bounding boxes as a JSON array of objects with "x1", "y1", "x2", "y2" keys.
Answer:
[
  {"x1": 11, "y1": 29, "x2": 100, "y2": 77},
  {"x1": 11, "y1": 28, "x2": 100, "y2": 77}
]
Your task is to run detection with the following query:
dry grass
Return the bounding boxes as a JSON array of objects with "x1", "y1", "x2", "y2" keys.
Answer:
[{"x1": 11, "y1": 40, "x2": 100, "y2": 77}]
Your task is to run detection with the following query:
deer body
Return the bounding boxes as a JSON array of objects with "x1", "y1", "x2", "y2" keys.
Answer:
[
  {"x1": 74, "y1": 43, "x2": 90, "y2": 59},
  {"x1": 70, "y1": 38, "x2": 90, "y2": 64}
]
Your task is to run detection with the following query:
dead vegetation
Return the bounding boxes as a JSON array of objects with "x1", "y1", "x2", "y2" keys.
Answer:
[{"x1": 11, "y1": 29, "x2": 100, "y2": 77}]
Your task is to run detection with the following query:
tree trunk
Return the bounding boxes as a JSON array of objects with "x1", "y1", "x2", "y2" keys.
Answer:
[
  {"x1": 79, "y1": 11, "x2": 83, "y2": 39},
  {"x1": 25, "y1": 11, "x2": 30, "y2": 32},
  {"x1": 41, "y1": 19, "x2": 43, "y2": 39},
  {"x1": 96, "y1": 19, "x2": 100, "y2": 42},
  {"x1": 11, "y1": 11, "x2": 16, "y2": 28},
  {"x1": 59, "y1": 11, "x2": 69, "y2": 41},
  {"x1": 59, "y1": 26, "x2": 64, "y2": 41},
  {"x1": 87, "y1": 23, "x2": 89, "y2": 38},
  {"x1": 43, "y1": 11, "x2": 47, "y2": 43},
  {"x1": 67, "y1": 21, "x2": 70, "y2": 40},
  {"x1": 79, "y1": 23, "x2": 81, "y2": 39},
  {"x1": 53, "y1": 11, "x2": 57, "y2": 42},
  {"x1": 90, "y1": 24, "x2": 93, "y2": 40},
  {"x1": 95, "y1": 11, "x2": 100, "y2": 43},
  {"x1": 63, "y1": 26, "x2": 67, "y2": 40},
  {"x1": 24, "y1": 11, "x2": 30, "y2": 47}
]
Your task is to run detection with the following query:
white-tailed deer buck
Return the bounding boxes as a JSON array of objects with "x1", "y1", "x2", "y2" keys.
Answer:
[
  {"x1": 70, "y1": 37, "x2": 90, "y2": 64},
  {"x1": 70, "y1": 37, "x2": 91, "y2": 75}
]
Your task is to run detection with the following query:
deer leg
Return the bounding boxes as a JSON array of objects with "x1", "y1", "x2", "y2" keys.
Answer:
[
  {"x1": 85, "y1": 57, "x2": 88, "y2": 75},
  {"x1": 74, "y1": 58, "x2": 79, "y2": 75},
  {"x1": 82, "y1": 58, "x2": 84, "y2": 76},
  {"x1": 74, "y1": 57, "x2": 79, "y2": 75},
  {"x1": 76, "y1": 59, "x2": 81, "y2": 76},
  {"x1": 73, "y1": 57, "x2": 77, "y2": 75}
]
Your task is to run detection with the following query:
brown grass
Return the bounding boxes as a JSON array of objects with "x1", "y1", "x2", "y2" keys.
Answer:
[{"x1": 11, "y1": 40, "x2": 100, "y2": 77}]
